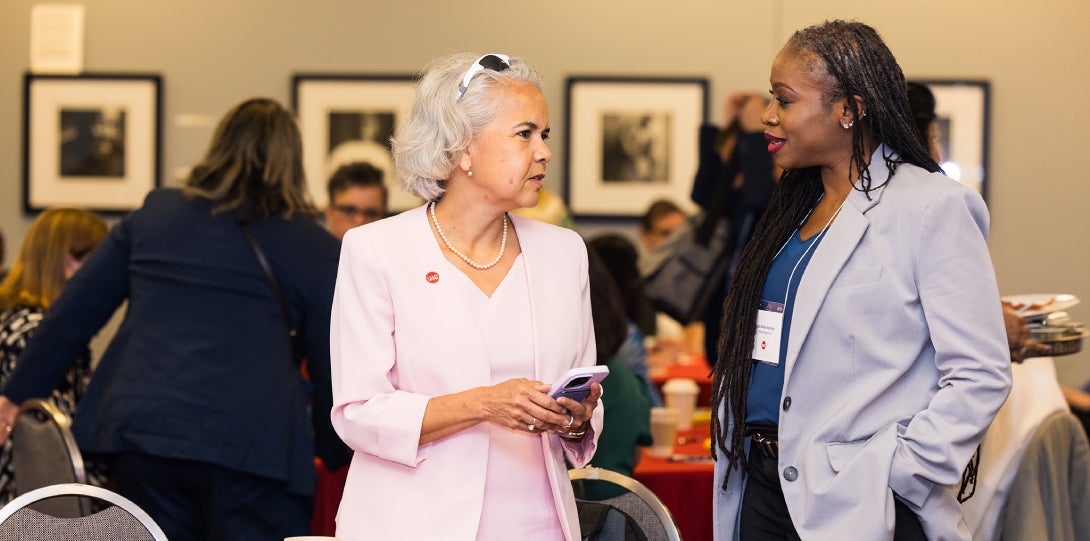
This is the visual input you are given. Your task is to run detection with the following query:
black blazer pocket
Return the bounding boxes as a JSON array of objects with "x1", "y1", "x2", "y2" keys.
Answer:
[{"x1": 830, "y1": 265, "x2": 882, "y2": 289}]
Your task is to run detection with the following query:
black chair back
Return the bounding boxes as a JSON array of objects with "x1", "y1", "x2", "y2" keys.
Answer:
[{"x1": 11, "y1": 399, "x2": 88, "y2": 517}]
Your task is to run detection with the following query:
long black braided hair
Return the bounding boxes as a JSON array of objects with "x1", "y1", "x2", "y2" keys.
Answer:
[{"x1": 710, "y1": 20, "x2": 942, "y2": 485}]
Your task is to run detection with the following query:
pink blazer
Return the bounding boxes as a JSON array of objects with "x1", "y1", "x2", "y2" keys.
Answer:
[{"x1": 330, "y1": 205, "x2": 601, "y2": 540}]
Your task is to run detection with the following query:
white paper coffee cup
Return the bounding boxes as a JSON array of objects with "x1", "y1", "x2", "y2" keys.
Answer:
[
  {"x1": 662, "y1": 378, "x2": 700, "y2": 430},
  {"x1": 649, "y1": 407, "x2": 680, "y2": 457}
]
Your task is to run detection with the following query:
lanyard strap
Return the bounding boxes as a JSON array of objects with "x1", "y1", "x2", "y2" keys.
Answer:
[{"x1": 771, "y1": 199, "x2": 845, "y2": 306}]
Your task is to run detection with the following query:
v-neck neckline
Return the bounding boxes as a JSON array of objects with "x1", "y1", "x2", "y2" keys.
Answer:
[{"x1": 424, "y1": 209, "x2": 523, "y2": 298}]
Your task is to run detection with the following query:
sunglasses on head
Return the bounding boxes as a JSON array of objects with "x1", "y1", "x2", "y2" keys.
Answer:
[{"x1": 456, "y1": 53, "x2": 511, "y2": 101}]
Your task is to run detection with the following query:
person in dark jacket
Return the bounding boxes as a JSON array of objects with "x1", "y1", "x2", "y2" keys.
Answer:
[{"x1": 0, "y1": 98, "x2": 342, "y2": 541}]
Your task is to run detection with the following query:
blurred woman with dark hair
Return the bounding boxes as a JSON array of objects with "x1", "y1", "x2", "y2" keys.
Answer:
[
  {"x1": 0, "y1": 98, "x2": 342, "y2": 540},
  {"x1": 585, "y1": 246, "x2": 652, "y2": 484}
]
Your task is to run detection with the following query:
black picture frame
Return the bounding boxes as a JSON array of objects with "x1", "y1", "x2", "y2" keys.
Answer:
[
  {"x1": 918, "y1": 79, "x2": 991, "y2": 202},
  {"x1": 292, "y1": 73, "x2": 421, "y2": 212},
  {"x1": 22, "y1": 72, "x2": 162, "y2": 214},
  {"x1": 564, "y1": 76, "x2": 708, "y2": 219}
]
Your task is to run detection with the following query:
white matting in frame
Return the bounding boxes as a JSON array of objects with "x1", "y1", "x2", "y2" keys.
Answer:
[
  {"x1": 293, "y1": 75, "x2": 422, "y2": 213},
  {"x1": 23, "y1": 73, "x2": 161, "y2": 213},
  {"x1": 565, "y1": 77, "x2": 707, "y2": 218},
  {"x1": 924, "y1": 80, "x2": 990, "y2": 200}
]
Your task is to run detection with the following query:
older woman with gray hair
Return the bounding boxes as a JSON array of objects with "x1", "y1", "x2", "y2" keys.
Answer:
[{"x1": 329, "y1": 53, "x2": 603, "y2": 539}]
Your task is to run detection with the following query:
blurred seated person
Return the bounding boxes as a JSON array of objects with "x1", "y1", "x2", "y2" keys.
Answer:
[
  {"x1": 584, "y1": 247, "x2": 652, "y2": 493},
  {"x1": 636, "y1": 199, "x2": 686, "y2": 276},
  {"x1": 0, "y1": 208, "x2": 108, "y2": 504},
  {"x1": 635, "y1": 200, "x2": 706, "y2": 360},
  {"x1": 325, "y1": 161, "x2": 388, "y2": 240},
  {"x1": 511, "y1": 187, "x2": 574, "y2": 229},
  {"x1": 588, "y1": 234, "x2": 662, "y2": 406}
]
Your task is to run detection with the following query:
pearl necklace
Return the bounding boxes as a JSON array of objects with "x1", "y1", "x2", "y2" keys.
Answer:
[{"x1": 429, "y1": 200, "x2": 508, "y2": 270}]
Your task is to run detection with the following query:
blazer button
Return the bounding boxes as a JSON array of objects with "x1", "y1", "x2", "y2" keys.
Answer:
[
  {"x1": 783, "y1": 466, "x2": 798, "y2": 482},
  {"x1": 782, "y1": 396, "x2": 792, "y2": 411}
]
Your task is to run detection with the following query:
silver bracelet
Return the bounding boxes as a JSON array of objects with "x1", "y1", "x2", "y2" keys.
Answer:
[{"x1": 559, "y1": 422, "x2": 588, "y2": 441}]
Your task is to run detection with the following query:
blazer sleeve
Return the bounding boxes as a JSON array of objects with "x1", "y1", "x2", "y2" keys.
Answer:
[
  {"x1": 3, "y1": 214, "x2": 131, "y2": 403},
  {"x1": 887, "y1": 187, "x2": 1013, "y2": 508},
  {"x1": 330, "y1": 230, "x2": 430, "y2": 467}
]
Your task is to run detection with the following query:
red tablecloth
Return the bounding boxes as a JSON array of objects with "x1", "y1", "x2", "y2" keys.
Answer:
[
  {"x1": 651, "y1": 360, "x2": 714, "y2": 408},
  {"x1": 633, "y1": 424, "x2": 715, "y2": 541},
  {"x1": 311, "y1": 458, "x2": 347, "y2": 535}
]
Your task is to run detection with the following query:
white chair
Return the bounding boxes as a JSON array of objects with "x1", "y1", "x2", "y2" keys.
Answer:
[
  {"x1": 569, "y1": 466, "x2": 682, "y2": 541},
  {"x1": 0, "y1": 483, "x2": 168, "y2": 540}
]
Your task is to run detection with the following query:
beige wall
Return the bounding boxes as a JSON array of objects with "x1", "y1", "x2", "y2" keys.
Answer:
[{"x1": 3, "y1": 0, "x2": 1089, "y2": 382}]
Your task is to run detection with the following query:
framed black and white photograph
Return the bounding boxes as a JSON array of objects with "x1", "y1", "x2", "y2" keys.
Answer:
[
  {"x1": 23, "y1": 73, "x2": 161, "y2": 213},
  {"x1": 292, "y1": 74, "x2": 422, "y2": 212},
  {"x1": 565, "y1": 77, "x2": 708, "y2": 218},
  {"x1": 921, "y1": 80, "x2": 990, "y2": 200}
]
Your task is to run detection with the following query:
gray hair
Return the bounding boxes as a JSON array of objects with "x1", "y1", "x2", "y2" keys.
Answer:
[{"x1": 392, "y1": 52, "x2": 542, "y2": 200}]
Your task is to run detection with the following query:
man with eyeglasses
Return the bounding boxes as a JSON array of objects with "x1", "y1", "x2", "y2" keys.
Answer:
[{"x1": 324, "y1": 161, "x2": 388, "y2": 240}]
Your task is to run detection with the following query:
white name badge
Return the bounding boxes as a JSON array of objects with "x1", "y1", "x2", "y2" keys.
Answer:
[{"x1": 752, "y1": 300, "x2": 785, "y2": 366}]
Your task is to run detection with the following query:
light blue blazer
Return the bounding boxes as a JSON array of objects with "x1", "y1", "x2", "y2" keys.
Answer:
[{"x1": 713, "y1": 148, "x2": 1012, "y2": 541}]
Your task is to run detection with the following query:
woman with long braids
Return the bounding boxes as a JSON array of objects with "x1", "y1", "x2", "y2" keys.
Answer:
[{"x1": 710, "y1": 20, "x2": 1011, "y2": 540}]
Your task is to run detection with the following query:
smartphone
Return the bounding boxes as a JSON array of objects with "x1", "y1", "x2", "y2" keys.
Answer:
[{"x1": 548, "y1": 366, "x2": 609, "y2": 403}]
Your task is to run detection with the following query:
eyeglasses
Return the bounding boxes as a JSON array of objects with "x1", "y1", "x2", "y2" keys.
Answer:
[
  {"x1": 333, "y1": 204, "x2": 384, "y2": 222},
  {"x1": 455, "y1": 53, "x2": 511, "y2": 101}
]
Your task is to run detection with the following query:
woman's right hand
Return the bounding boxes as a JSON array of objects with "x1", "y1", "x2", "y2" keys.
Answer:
[
  {"x1": 420, "y1": 378, "x2": 579, "y2": 444},
  {"x1": 0, "y1": 396, "x2": 20, "y2": 445},
  {"x1": 480, "y1": 378, "x2": 571, "y2": 434}
]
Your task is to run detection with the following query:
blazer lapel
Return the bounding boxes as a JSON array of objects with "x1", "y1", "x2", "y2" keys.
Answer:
[
  {"x1": 783, "y1": 160, "x2": 890, "y2": 381},
  {"x1": 511, "y1": 215, "x2": 544, "y2": 381}
]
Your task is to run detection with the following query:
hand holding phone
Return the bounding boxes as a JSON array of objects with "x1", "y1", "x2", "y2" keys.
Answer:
[{"x1": 548, "y1": 366, "x2": 609, "y2": 404}]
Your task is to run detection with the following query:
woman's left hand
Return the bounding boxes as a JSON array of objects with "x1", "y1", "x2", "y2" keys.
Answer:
[
  {"x1": 545, "y1": 381, "x2": 601, "y2": 436},
  {"x1": 0, "y1": 396, "x2": 20, "y2": 446}
]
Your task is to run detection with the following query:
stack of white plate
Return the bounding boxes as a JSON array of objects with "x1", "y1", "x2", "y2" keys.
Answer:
[{"x1": 1002, "y1": 294, "x2": 1087, "y2": 357}]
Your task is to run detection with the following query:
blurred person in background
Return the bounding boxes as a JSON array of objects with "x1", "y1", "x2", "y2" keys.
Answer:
[
  {"x1": 584, "y1": 246, "x2": 652, "y2": 491},
  {"x1": 0, "y1": 208, "x2": 107, "y2": 504},
  {"x1": 324, "y1": 161, "x2": 388, "y2": 240},
  {"x1": 0, "y1": 98, "x2": 342, "y2": 541},
  {"x1": 637, "y1": 198, "x2": 687, "y2": 272},
  {"x1": 693, "y1": 91, "x2": 779, "y2": 367},
  {"x1": 588, "y1": 233, "x2": 662, "y2": 406}
]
